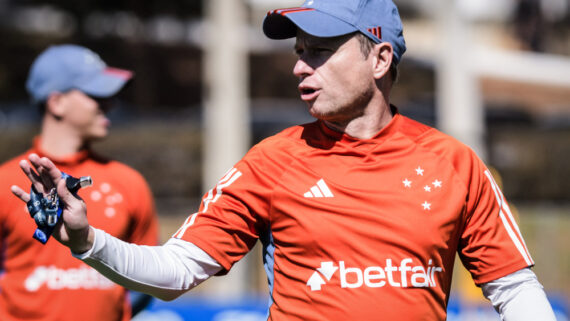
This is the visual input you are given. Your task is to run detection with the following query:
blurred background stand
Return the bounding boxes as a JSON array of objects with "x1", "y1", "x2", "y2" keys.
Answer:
[{"x1": 202, "y1": 0, "x2": 254, "y2": 300}]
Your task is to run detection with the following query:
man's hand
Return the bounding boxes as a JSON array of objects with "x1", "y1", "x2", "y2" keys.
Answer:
[{"x1": 10, "y1": 153, "x2": 94, "y2": 254}]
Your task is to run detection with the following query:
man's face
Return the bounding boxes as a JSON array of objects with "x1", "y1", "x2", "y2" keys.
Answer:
[
  {"x1": 56, "y1": 90, "x2": 112, "y2": 140},
  {"x1": 293, "y1": 31, "x2": 377, "y2": 124}
]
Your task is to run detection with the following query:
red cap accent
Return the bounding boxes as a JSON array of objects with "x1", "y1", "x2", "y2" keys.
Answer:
[
  {"x1": 269, "y1": 7, "x2": 315, "y2": 16},
  {"x1": 104, "y1": 67, "x2": 133, "y2": 80}
]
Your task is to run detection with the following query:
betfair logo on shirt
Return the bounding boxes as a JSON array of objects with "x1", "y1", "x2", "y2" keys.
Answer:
[
  {"x1": 24, "y1": 265, "x2": 115, "y2": 291},
  {"x1": 306, "y1": 259, "x2": 443, "y2": 291}
]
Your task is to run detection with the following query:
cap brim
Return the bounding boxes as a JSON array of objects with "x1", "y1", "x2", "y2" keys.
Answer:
[
  {"x1": 263, "y1": 8, "x2": 358, "y2": 40},
  {"x1": 76, "y1": 67, "x2": 133, "y2": 98}
]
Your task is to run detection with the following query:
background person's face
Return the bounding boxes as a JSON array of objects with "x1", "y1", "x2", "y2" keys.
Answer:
[{"x1": 59, "y1": 90, "x2": 111, "y2": 140}]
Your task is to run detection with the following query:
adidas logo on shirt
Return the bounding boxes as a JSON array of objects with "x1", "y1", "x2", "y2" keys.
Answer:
[{"x1": 304, "y1": 179, "x2": 334, "y2": 198}]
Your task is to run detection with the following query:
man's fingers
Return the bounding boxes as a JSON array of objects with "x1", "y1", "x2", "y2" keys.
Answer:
[
  {"x1": 30, "y1": 155, "x2": 58, "y2": 189},
  {"x1": 38, "y1": 156, "x2": 65, "y2": 187},
  {"x1": 19, "y1": 158, "x2": 45, "y2": 194},
  {"x1": 25, "y1": 154, "x2": 64, "y2": 192},
  {"x1": 56, "y1": 178, "x2": 74, "y2": 205},
  {"x1": 20, "y1": 154, "x2": 80, "y2": 206},
  {"x1": 27, "y1": 153, "x2": 44, "y2": 178},
  {"x1": 39, "y1": 157, "x2": 64, "y2": 181},
  {"x1": 11, "y1": 185, "x2": 31, "y2": 203}
]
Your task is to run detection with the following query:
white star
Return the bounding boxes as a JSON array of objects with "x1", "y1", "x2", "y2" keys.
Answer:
[
  {"x1": 422, "y1": 201, "x2": 431, "y2": 210},
  {"x1": 415, "y1": 166, "x2": 424, "y2": 176},
  {"x1": 432, "y1": 179, "x2": 442, "y2": 188},
  {"x1": 402, "y1": 178, "x2": 412, "y2": 188},
  {"x1": 424, "y1": 185, "x2": 431, "y2": 192}
]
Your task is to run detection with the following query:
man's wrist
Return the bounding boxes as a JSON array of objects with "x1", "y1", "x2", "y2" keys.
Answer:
[{"x1": 69, "y1": 226, "x2": 95, "y2": 255}]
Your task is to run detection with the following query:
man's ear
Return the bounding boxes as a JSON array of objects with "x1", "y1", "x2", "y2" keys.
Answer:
[
  {"x1": 372, "y1": 42, "x2": 393, "y2": 80},
  {"x1": 45, "y1": 92, "x2": 66, "y2": 119}
]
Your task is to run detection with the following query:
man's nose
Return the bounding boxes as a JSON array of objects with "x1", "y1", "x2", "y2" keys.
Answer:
[{"x1": 293, "y1": 58, "x2": 313, "y2": 79}]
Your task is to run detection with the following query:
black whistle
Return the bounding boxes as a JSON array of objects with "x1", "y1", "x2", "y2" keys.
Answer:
[{"x1": 65, "y1": 175, "x2": 93, "y2": 194}]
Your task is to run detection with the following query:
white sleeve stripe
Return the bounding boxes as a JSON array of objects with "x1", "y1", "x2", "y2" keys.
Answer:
[
  {"x1": 210, "y1": 170, "x2": 242, "y2": 207},
  {"x1": 496, "y1": 188, "x2": 533, "y2": 262},
  {"x1": 173, "y1": 168, "x2": 242, "y2": 239},
  {"x1": 485, "y1": 170, "x2": 533, "y2": 265},
  {"x1": 173, "y1": 214, "x2": 196, "y2": 239},
  {"x1": 486, "y1": 171, "x2": 534, "y2": 264},
  {"x1": 484, "y1": 170, "x2": 533, "y2": 265},
  {"x1": 489, "y1": 174, "x2": 531, "y2": 260}
]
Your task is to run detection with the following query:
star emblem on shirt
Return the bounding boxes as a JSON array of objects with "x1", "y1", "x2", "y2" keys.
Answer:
[
  {"x1": 415, "y1": 166, "x2": 424, "y2": 176},
  {"x1": 432, "y1": 179, "x2": 442, "y2": 188},
  {"x1": 399, "y1": 165, "x2": 445, "y2": 212}
]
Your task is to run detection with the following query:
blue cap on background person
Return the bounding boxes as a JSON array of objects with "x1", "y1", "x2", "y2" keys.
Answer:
[
  {"x1": 263, "y1": 0, "x2": 406, "y2": 63},
  {"x1": 26, "y1": 44, "x2": 133, "y2": 103}
]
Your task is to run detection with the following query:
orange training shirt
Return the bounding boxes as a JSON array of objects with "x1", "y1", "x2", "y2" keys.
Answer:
[
  {"x1": 173, "y1": 110, "x2": 533, "y2": 321},
  {"x1": 0, "y1": 139, "x2": 159, "y2": 321}
]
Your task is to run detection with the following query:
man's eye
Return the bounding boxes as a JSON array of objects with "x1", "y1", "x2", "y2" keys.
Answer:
[
  {"x1": 293, "y1": 47, "x2": 331, "y2": 57},
  {"x1": 313, "y1": 48, "x2": 334, "y2": 55}
]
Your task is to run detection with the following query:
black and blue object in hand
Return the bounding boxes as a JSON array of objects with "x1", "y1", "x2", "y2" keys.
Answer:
[{"x1": 26, "y1": 172, "x2": 92, "y2": 244}]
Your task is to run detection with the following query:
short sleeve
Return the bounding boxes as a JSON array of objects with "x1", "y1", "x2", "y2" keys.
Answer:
[
  {"x1": 171, "y1": 144, "x2": 282, "y2": 272},
  {"x1": 458, "y1": 156, "x2": 534, "y2": 284}
]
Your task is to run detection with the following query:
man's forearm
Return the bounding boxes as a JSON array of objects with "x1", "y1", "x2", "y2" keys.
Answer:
[
  {"x1": 482, "y1": 268, "x2": 556, "y2": 321},
  {"x1": 73, "y1": 228, "x2": 222, "y2": 301}
]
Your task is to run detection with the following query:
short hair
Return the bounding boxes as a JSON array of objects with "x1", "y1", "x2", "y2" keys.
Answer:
[
  {"x1": 355, "y1": 33, "x2": 399, "y2": 84},
  {"x1": 37, "y1": 101, "x2": 47, "y2": 117}
]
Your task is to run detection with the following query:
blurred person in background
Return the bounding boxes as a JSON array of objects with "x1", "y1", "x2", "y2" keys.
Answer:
[
  {"x1": 10, "y1": 1, "x2": 558, "y2": 320},
  {"x1": 513, "y1": 0, "x2": 545, "y2": 51},
  {"x1": 0, "y1": 44, "x2": 159, "y2": 321}
]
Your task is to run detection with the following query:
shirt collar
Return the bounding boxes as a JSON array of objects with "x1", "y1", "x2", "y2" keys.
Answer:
[{"x1": 318, "y1": 105, "x2": 402, "y2": 144}]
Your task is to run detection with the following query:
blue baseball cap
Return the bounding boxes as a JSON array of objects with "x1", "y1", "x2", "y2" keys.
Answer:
[
  {"x1": 26, "y1": 44, "x2": 133, "y2": 103},
  {"x1": 263, "y1": 0, "x2": 406, "y2": 63}
]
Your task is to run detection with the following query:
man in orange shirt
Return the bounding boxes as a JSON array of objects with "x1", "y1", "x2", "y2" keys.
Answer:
[
  {"x1": 0, "y1": 45, "x2": 159, "y2": 321},
  {"x1": 11, "y1": 1, "x2": 557, "y2": 320}
]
